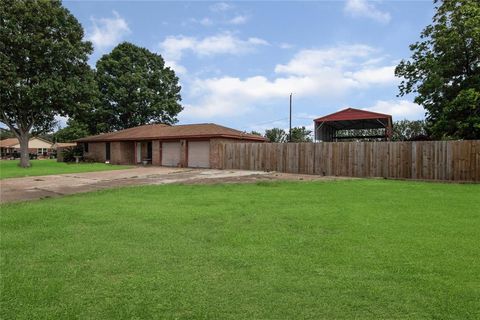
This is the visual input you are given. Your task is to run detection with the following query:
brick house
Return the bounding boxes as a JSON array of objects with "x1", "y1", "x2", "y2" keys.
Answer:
[
  {"x1": 0, "y1": 137, "x2": 54, "y2": 158},
  {"x1": 75, "y1": 123, "x2": 266, "y2": 168}
]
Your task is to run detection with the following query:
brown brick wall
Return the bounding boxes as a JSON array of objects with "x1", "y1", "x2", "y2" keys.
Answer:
[
  {"x1": 111, "y1": 141, "x2": 135, "y2": 165},
  {"x1": 84, "y1": 142, "x2": 106, "y2": 163}
]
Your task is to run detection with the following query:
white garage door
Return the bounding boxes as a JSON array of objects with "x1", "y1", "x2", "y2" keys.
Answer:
[
  {"x1": 188, "y1": 141, "x2": 210, "y2": 168},
  {"x1": 162, "y1": 142, "x2": 181, "y2": 167}
]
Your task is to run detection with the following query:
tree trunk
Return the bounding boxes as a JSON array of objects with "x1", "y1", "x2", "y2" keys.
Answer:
[{"x1": 18, "y1": 132, "x2": 30, "y2": 168}]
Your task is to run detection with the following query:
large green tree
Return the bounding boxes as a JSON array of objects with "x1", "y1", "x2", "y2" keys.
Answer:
[
  {"x1": 0, "y1": 0, "x2": 96, "y2": 167},
  {"x1": 93, "y1": 42, "x2": 183, "y2": 131},
  {"x1": 395, "y1": 0, "x2": 480, "y2": 139}
]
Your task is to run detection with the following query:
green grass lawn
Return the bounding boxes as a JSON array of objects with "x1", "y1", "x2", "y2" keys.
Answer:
[
  {"x1": 1, "y1": 180, "x2": 479, "y2": 319},
  {"x1": 0, "y1": 159, "x2": 132, "y2": 179}
]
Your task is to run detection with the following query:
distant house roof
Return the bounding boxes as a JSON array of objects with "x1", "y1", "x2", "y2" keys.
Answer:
[
  {"x1": 314, "y1": 108, "x2": 392, "y2": 123},
  {"x1": 0, "y1": 137, "x2": 53, "y2": 148},
  {"x1": 0, "y1": 138, "x2": 19, "y2": 148},
  {"x1": 76, "y1": 123, "x2": 267, "y2": 142}
]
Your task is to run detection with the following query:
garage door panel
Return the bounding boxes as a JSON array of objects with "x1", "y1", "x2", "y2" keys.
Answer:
[
  {"x1": 162, "y1": 142, "x2": 181, "y2": 166},
  {"x1": 188, "y1": 141, "x2": 210, "y2": 168}
]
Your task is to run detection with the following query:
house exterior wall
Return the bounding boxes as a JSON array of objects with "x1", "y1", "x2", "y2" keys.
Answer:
[
  {"x1": 82, "y1": 137, "x2": 263, "y2": 167},
  {"x1": 111, "y1": 141, "x2": 135, "y2": 165},
  {"x1": 84, "y1": 142, "x2": 106, "y2": 163}
]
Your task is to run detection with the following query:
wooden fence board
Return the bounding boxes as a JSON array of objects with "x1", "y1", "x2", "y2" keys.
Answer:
[{"x1": 218, "y1": 141, "x2": 480, "y2": 182}]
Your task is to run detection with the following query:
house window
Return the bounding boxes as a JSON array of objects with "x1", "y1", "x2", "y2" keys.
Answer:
[
  {"x1": 37, "y1": 148, "x2": 48, "y2": 154},
  {"x1": 84, "y1": 143, "x2": 89, "y2": 153}
]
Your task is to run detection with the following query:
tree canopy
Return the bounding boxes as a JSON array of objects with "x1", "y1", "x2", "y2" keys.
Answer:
[
  {"x1": 93, "y1": 42, "x2": 183, "y2": 131},
  {"x1": 395, "y1": 0, "x2": 480, "y2": 139},
  {"x1": 0, "y1": 0, "x2": 96, "y2": 167}
]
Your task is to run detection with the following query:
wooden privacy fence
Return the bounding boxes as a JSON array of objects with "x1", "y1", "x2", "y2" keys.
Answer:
[{"x1": 215, "y1": 140, "x2": 480, "y2": 182}]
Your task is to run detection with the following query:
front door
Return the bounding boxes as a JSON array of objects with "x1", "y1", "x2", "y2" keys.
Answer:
[{"x1": 147, "y1": 141, "x2": 152, "y2": 160}]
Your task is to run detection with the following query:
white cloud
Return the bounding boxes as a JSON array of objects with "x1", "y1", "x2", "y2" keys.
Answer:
[
  {"x1": 159, "y1": 32, "x2": 269, "y2": 61},
  {"x1": 183, "y1": 44, "x2": 399, "y2": 119},
  {"x1": 228, "y1": 15, "x2": 249, "y2": 25},
  {"x1": 210, "y1": 2, "x2": 234, "y2": 12},
  {"x1": 188, "y1": 17, "x2": 214, "y2": 26},
  {"x1": 87, "y1": 11, "x2": 131, "y2": 50},
  {"x1": 364, "y1": 100, "x2": 425, "y2": 120},
  {"x1": 164, "y1": 60, "x2": 187, "y2": 75},
  {"x1": 344, "y1": 0, "x2": 391, "y2": 24},
  {"x1": 275, "y1": 44, "x2": 375, "y2": 75},
  {"x1": 348, "y1": 65, "x2": 397, "y2": 85},
  {"x1": 279, "y1": 42, "x2": 294, "y2": 49}
]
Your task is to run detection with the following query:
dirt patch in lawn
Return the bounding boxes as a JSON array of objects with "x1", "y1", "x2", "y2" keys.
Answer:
[{"x1": 0, "y1": 167, "x2": 350, "y2": 204}]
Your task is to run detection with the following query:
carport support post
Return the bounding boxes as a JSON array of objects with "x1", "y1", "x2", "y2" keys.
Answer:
[{"x1": 386, "y1": 117, "x2": 393, "y2": 141}]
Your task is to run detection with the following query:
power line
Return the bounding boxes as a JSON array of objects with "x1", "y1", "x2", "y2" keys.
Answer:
[{"x1": 249, "y1": 117, "x2": 289, "y2": 127}]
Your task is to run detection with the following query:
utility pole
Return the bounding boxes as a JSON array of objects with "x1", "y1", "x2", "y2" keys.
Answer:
[{"x1": 289, "y1": 93, "x2": 292, "y2": 142}]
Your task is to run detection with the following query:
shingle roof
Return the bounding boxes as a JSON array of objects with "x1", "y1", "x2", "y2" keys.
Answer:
[
  {"x1": 76, "y1": 123, "x2": 267, "y2": 142},
  {"x1": 0, "y1": 138, "x2": 19, "y2": 147},
  {"x1": 53, "y1": 142, "x2": 77, "y2": 148},
  {"x1": 0, "y1": 137, "x2": 53, "y2": 148}
]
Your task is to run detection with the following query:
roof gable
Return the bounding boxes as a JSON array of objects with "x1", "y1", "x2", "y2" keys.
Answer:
[
  {"x1": 0, "y1": 137, "x2": 53, "y2": 148},
  {"x1": 0, "y1": 138, "x2": 19, "y2": 147}
]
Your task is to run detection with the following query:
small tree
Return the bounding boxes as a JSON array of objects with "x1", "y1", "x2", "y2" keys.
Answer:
[
  {"x1": 53, "y1": 119, "x2": 91, "y2": 142},
  {"x1": 392, "y1": 120, "x2": 428, "y2": 141},
  {"x1": 0, "y1": 0, "x2": 96, "y2": 167},
  {"x1": 93, "y1": 42, "x2": 183, "y2": 131},
  {"x1": 249, "y1": 131, "x2": 263, "y2": 136},
  {"x1": 265, "y1": 128, "x2": 287, "y2": 142},
  {"x1": 290, "y1": 126, "x2": 313, "y2": 142}
]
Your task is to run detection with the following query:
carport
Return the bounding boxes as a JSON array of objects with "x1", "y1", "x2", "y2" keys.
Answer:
[{"x1": 314, "y1": 108, "x2": 393, "y2": 142}]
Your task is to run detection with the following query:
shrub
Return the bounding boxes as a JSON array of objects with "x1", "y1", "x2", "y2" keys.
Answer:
[{"x1": 61, "y1": 145, "x2": 84, "y2": 162}]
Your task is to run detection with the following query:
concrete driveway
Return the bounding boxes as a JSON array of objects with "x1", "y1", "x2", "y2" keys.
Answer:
[{"x1": 0, "y1": 167, "x2": 276, "y2": 203}]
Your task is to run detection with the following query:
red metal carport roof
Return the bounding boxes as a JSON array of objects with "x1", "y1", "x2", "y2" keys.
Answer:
[{"x1": 314, "y1": 108, "x2": 392, "y2": 123}]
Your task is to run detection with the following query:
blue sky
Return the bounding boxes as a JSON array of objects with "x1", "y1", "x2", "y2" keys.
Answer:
[{"x1": 63, "y1": 0, "x2": 434, "y2": 133}]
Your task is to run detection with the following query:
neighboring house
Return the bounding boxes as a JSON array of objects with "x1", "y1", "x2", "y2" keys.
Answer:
[
  {"x1": 0, "y1": 138, "x2": 18, "y2": 157},
  {"x1": 0, "y1": 137, "x2": 54, "y2": 158},
  {"x1": 76, "y1": 123, "x2": 266, "y2": 168}
]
